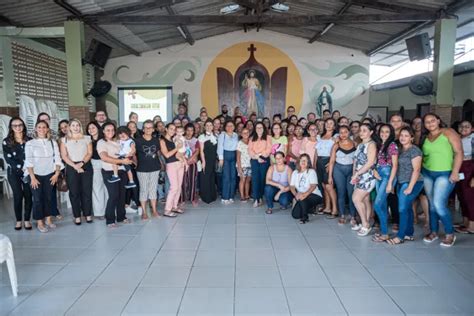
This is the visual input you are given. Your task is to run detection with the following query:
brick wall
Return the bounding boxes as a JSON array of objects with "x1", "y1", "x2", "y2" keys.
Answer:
[
  {"x1": 0, "y1": 107, "x2": 19, "y2": 117},
  {"x1": 69, "y1": 106, "x2": 91, "y2": 127}
]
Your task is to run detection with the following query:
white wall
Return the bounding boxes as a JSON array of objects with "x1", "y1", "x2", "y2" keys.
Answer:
[
  {"x1": 103, "y1": 29, "x2": 369, "y2": 121},
  {"x1": 369, "y1": 71, "x2": 474, "y2": 112}
]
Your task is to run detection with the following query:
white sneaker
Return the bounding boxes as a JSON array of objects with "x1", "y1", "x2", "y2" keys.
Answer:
[
  {"x1": 137, "y1": 207, "x2": 143, "y2": 216},
  {"x1": 229, "y1": 199, "x2": 234, "y2": 204},
  {"x1": 221, "y1": 199, "x2": 228, "y2": 204},
  {"x1": 351, "y1": 223, "x2": 362, "y2": 231},
  {"x1": 125, "y1": 206, "x2": 137, "y2": 214},
  {"x1": 253, "y1": 200, "x2": 259, "y2": 208}
]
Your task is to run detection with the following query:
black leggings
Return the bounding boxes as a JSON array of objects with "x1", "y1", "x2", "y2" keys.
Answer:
[
  {"x1": 8, "y1": 168, "x2": 32, "y2": 221},
  {"x1": 292, "y1": 193, "x2": 323, "y2": 221},
  {"x1": 102, "y1": 169, "x2": 127, "y2": 225}
]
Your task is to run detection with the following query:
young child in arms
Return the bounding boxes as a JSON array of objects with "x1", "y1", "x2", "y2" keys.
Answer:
[
  {"x1": 174, "y1": 126, "x2": 191, "y2": 170},
  {"x1": 109, "y1": 126, "x2": 137, "y2": 189}
]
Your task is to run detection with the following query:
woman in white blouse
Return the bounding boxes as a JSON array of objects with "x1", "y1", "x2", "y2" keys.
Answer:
[
  {"x1": 290, "y1": 153, "x2": 323, "y2": 224},
  {"x1": 24, "y1": 120, "x2": 63, "y2": 233},
  {"x1": 60, "y1": 119, "x2": 93, "y2": 225}
]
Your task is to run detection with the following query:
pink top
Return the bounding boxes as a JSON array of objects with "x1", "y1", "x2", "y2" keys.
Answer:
[
  {"x1": 301, "y1": 137, "x2": 317, "y2": 166},
  {"x1": 290, "y1": 137, "x2": 304, "y2": 162},
  {"x1": 248, "y1": 137, "x2": 272, "y2": 158},
  {"x1": 377, "y1": 142, "x2": 398, "y2": 167}
]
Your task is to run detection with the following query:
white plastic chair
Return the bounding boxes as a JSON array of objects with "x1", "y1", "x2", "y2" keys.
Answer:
[
  {"x1": 0, "y1": 234, "x2": 18, "y2": 296},
  {"x1": 0, "y1": 156, "x2": 12, "y2": 199}
]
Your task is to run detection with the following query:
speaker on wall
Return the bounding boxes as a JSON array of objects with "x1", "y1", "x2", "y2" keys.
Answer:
[
  {"x1": 84, "y1": 39, "x2": 112, "y2": 68},
  {"x1": 405, "y1": 33, "x2": 431, "y2": 61}
]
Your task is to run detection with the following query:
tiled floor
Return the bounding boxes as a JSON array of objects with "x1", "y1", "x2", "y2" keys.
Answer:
[{"x1": 1, "y1": 198, "x2": 474, "y2": 316}]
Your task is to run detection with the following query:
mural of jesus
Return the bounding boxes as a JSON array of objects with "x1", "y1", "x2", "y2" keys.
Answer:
[{"x1": 241, "y1": 70, "x2": 265, "y2": 117}]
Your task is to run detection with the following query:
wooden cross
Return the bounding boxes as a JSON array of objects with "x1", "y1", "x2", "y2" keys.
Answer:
[{"x1": 248, "y1": 44, "x2": 256, "y2": 54}]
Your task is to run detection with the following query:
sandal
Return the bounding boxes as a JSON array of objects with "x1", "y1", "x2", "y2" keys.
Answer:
[
  {"x1": 338, "y1": 217, "x2": 346, "y2": 225},
  {"x1": 440, "y1": 235, "x2": 456, "y2": 247},
  {"x1": 386, "y1": 237, "x2": 404, "y2": 245},
  {"x1": 163, "y1": 212, "x2": 177, "y2": 218},
  {"x1": 122, "y1": 219, "x2": 131, "y2": 224},
  {"x1": 326, "y1": 213, "x2": 338, "y2": 219},
  {"x1": 24, "y1": 221, "x2": 32, "y2": 230},
  {"x1": 173, "y1": 208, "x2": 184, "y2": 214},
  {"x1": 404, "y1": 236, "x2": 415, "y2": 241},
  {"x1": 423, "y1": 233, "x2": 439, "y2": 243},
  {"x1": 357, "y1": 226, "x2": 372, "y2": 236},
  {"x1": 265, "y1": 208, "x2": 273, "y2": 214},
  {"x1": 372, "y1": 234, "x2": 390, "y2": 242},
  {"x1": 15, "y1": 222, "x2": 22, "y2": 230}
]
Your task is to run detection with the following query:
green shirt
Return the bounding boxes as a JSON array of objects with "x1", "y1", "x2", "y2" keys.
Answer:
[{"x1": 422, "y1": 133, "x2": 453, "y2": 172}]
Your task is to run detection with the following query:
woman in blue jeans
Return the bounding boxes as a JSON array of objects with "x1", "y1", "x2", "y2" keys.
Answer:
[
  {"x1": 217, "y1": 120, "x2": 239, "y2": 204},
  {"x1": 264, "y1": 152, "x2": 293, "y2": 214},
  {"x1": 373, "y1": 124, "x2": 398, "y2": 242},
  {"x1": 248, "y1": 122, "x2": 272, "y2": 207},
  {"x1": 387, "y1": 127, "x2": 424, "y2": 245},
  {"x1": 328, "y1": 126, "x2": 356, "y2": 225},
  {"x1": 421, "y1": 113, "x2": 463, "y2": 247}
]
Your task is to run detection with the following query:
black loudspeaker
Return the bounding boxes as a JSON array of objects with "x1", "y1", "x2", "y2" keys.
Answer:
[
  {"x1": 405, "y1": 33, "x2": 431, "y2": 61},
  {"x1": 84, "y1": 39, "x2": 112, "y2": 68}
]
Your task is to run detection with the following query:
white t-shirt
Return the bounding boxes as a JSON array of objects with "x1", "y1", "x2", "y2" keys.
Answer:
[
  {"x1": 290, "y1": 169, "x2": 322, "y2": 197},
  {"x1": 119, "y1": 138, "x2": 134, "y2": 157},
  {"x1": 461, "y1": 133, "x2": 473, "y2": 158}
]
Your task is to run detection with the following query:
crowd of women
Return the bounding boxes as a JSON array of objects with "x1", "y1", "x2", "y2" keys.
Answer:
[{"x1": 3, "y1": 104, "x2": 473, "y2": 247}]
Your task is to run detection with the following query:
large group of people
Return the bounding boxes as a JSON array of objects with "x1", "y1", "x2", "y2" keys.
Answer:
[{"x1": 3, "y1": 104, "x2": 473, "y2": 247}]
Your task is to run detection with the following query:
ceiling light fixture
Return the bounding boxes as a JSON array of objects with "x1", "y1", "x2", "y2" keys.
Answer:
[
  {"x1": 271, "y1": 3, "x2": 289, "y2": 12},
  {"x1": 220, "y1": 4, "x2": 240, "y2": 15},
  {"x1": 177, "y1": 25, "x2": 187, "y2": 39}
]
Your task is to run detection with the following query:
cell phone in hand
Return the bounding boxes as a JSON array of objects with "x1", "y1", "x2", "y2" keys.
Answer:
[{"x1": 459, "y1": 173, "x2": 465, "y2": 181}]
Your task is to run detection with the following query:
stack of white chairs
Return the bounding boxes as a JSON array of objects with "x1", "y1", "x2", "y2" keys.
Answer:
[
  {"x1": 0, "y1": 114, "x2": 13, "y2": 199},
  {"x1": 0, "y1": 234, "x2": 18, "y2": 296}
]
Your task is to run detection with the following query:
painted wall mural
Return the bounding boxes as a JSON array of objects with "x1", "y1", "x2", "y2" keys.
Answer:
[
  {"x1": 202, "y1": 41, "x2": 303, "y2": 118},
  {"x1": 104, "y1": 30, "x2": 369, "y2": 120}
]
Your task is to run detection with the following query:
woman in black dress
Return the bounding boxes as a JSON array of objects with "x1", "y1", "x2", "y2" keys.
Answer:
[{"x1": 198, "y1": 119, "x2": 218, "y2": 204}]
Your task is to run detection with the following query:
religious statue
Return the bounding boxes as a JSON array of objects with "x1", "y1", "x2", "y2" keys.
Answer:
[
  {"x1": 177, "y1": 92, "x2": 189, "y2": 107},
  {"x1": 241, "y1": 70, "x2": 265, "y2": 117},
  {"x1": 317, "y1": 86, "x2": 333, "y2": 117}
]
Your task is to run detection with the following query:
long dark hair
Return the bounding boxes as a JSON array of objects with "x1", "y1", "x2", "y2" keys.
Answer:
[
  {"x1": 251, "y1": 122, "x2": 268, "y2": 141},
  {"x1": 101, "y1": 122, "x2": 116, "y2": 140},
  {"x1": 420, "y1": 112, "x2": 447, "y2": 146},
  {"x1": 378, "y1": 124, "x2": 396, "y2": 158},
  {"x1": 6, "y1": 117, "x2": 28, "y2": 146},
  {"x1": 361, "y1": 122, "x2": 381, "y2": 149},
  {"x1": 86, "y1": 121, "x2": 103, "y2": 140},
  {"x1": 57, "y1": 119, "x2": 69, "y2": 138},
  {"x1": 322, "y1": 118, "x2": 337, "y2": 137}
]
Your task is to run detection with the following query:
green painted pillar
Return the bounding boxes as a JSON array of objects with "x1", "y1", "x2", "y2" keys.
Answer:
[
  {"x1": 432, "y1": 18, "x2": 457, "y2": 123},
  {"x1": 64, "y1": 21, "x2": 89, "y2": 123}
]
